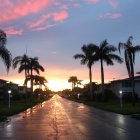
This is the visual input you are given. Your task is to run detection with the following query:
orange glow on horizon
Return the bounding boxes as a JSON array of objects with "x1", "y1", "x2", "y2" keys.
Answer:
[
  {"x1": 47, "y1": 79, "x2": 71, "y2": 91},
  {"x1": 0, "y1": 65, "x2": 127, "y2": 91}
]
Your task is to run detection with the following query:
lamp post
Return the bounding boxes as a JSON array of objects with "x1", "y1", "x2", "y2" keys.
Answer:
[
  {"x1": 119, "y1": 90, "x2": 123, "y2": 108},
  {"x1": 77, "y1": 93, "x2": 80, "y2": 99},
  {"x1": 8, "y1": 90, "x2": 11, "y2": 108}
]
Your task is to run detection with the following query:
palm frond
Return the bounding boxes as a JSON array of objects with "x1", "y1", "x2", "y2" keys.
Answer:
[
  {"x1": 74, "y1": 54, "x2": 85, "y2": 59},
  {"x1": 80, "y1": 58, "x2": 88, "y2": 65},
  {"x1": 103, "y1": 56, "x2": 114, "y2": 65},
  {"x1": 103, "y1": 46, "x2": 117, "y2": 54},
  {"x1": 124, "y1": 51, "x2": 131, "y2": 77},
  {"x1": 100, "y1": 40, "x2": 108, "y2": 50},
  {"x1": 118, "y1": 43, "x2": 126, "y2": 53},
  {"x1": 0, "y1": 30, "x2": 7, "y2": 47},
  {"x1": 18, "y1": 65, "x2": 28, "y2": 73},
  {"x1": 107, "y1": 54, "x2": 123, "y2": 63},
  {"x1": 0, "y1": 47, "x2": 12, "y2": 72},
  {"x1": 12, "y1": 56, "x2": 22, "y2": 69},
  {"x1": 134, "y1": 45, "x2": 140, "y2": 52},
  {"x1": 127, "y1": 36, "x2": 133, "y2": 46}
]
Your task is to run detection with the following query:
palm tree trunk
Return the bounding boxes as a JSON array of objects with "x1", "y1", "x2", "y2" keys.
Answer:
[
  {"x1": 131, "y1": 63, "x2": 135, "y2": 106},
  {"x1": 101, "y1": 59, "x2": 105, "y2": 100},
  {"x1": 31, "y1": 69, "x2": 33, "y2": 93},
  {"x1": 25, "y1": 69, "x2": 28, "y2": 102},
  {"x1": 72, "y1": 83, "x2": 73, "y2": 91},
  {"x1": 132, "y1": 77, "x2": 135, "y2": 106},
  {"x1": 89, "y1": 66, "x2": 93, "y2": 99}
]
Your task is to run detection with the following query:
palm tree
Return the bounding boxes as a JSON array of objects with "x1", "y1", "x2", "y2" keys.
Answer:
[
  {"x1": 74, "y1": 44, "x2": 97, "y2": 98},
  {"x1": 118, "y1": 36, "x2": 140, "y2": 105},
  {"x1": 13, "y1": 54, "x2": 30, "y2": 85},
  {"x1": 0, "y1": 30, "x2": 12, "y2": 72},
  {"x1": 94, "y1": 40, "x2": 123, "y2": 98},
  {"x1": 0, "y1": 30, "x2": 7, "y2": 47},
  {"x1": 76, "y1": 80, "x2": 83, "y2": 87},
  {"x1": 25, "y1": 75, "x2": 47, "y2": 90},
  {"x1": 68, "y1": 76, "x2": 78, "y2": 91},
  {"x1": 28, "y1": 57, "x2": 45, "y2": 93}
]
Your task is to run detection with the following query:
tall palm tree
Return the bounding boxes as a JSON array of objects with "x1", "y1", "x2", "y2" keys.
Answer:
[
  {"x1": 68, "y1": 76, "x2": 78, "y2": 91},
  {"x1": 0, "y1": 30, "x2": 12, "y2": 72},
  {"x1": 28, "y1": 57, "x2": 45, "y2": 93},
  {"x1": 94, "y1": 40, "x2": 123, "y2": 98},
  {"x1": 13, "y1": 54, "x2": 30, "y2": 85},
  {"x1": 74, "y1": 44, "x2": 97, "y2": 98},
  {"x1": 118, "y1": 36, "x2": 140, "y2": 105}
]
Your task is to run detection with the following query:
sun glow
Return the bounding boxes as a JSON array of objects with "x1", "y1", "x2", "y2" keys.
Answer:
[{"x1": 47, "y1": 79, "x2": 71, "y2": 91}]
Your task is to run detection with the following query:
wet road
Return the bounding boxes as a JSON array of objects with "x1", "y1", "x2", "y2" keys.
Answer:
[{"x1": 0, "y1": 95, "x2": 140, "y2": 140}]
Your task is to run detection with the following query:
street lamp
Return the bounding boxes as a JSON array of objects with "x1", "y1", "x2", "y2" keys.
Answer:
[
  {"x1": 119, "y1": 90, "x2": 123, "y2": 108},
  {"x1": 77, "y1": 93, "x2": 80, "y2": 99},
  {"x1": 8, "y1": 90, "x2": 11, "y2": 108}
]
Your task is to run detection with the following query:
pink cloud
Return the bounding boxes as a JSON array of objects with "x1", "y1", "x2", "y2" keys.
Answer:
[
  {"x1": 5, "y1": 27, "x2": 23, "y2": 35},
  {"x1": 73, "y1": 3, "x2": 80, "y2": 7},
  {"x1": 0, "y1": 0, "x2": 54, "y2": 24},
  {"x1": 86, "y1": 0, "x2": 99, "y2": 4},
  {"x1": 27, "y1": 14, "x2": 51, "y2": 28},
  {"x1": 109, "y1": 0, "x2": 119, "y2": 8},
  {"x1": 27, "y1": 10, "x2": 69, "y2": 31},
  {"x1": 32, "y1": 23, "x2": 58, "y2": 31},
  {"x1": 61, "y1": 4, "x2": 69, "y2": 9},
  {"x1": 53, "y1": 11, "x2": 69, "y2": 22},
  {"x1": 98, "y1": 12, "x2": 122, "y2": 19}
]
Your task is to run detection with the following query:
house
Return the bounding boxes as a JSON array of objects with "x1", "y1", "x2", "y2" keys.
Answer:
[
  {"x1": 94, "y1": 83, "x2": 111, "y2": 94},
  {"x1": 0, "y1": 79, "x2": 19, "y2": 90},
  {"x1": 7, "y1": 82, "x2": 18, "y2": 90},
  {"x1": 110, "y1": 76, "x2": 140, "y2": 97},
  {"x1": 0, "y1": 80, "x2": 19, "y2": 98},
  {"x1": 0, "y1": 79, "x2": 7, "y2": 88},
  {"x1": 18, "y1": 86, "x2": 31, "y2": 94}
]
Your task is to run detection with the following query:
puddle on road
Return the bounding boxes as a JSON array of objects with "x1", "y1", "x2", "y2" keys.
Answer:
[{"x1": 78, "y1": 103, "x2": 85, "y2": 109}]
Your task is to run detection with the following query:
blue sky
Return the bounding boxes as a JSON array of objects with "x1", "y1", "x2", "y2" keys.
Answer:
[{"x1": 0, "y1": 0, "x2": 140, "y2": 91}]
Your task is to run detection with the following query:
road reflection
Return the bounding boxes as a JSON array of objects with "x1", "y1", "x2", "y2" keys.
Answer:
[
  {"x1": 23, "y1": 102, "x2": 45, "y2": 118},
  {"x1": 117, "y1": 115, "x2": 125, "y2": 125}
]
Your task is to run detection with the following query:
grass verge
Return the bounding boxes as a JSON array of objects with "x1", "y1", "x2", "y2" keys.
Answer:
[
  {"x1": 64, "y1": 97, "x2": 140, "y2": 118},
  {"x1": 0, "y1": 97, "x2": 51, "y2": 121}
]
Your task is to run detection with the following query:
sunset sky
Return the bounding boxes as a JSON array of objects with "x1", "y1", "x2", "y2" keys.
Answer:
[{"x1": 0, "y1": 0, "x2": 140, "y2": 91}]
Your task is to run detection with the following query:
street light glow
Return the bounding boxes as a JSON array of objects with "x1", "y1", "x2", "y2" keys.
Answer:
[
  {"x1": 119, "y1": 90, "x2": 123, "y2": 108},
  {"x1": 8, "y1": 90, "x2": 12, "y2": 108},
  {"x1": 8, "y1": 90, "x2": 11, "y2": 94}
]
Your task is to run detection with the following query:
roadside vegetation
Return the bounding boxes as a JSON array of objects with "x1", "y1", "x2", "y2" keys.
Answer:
[
  {"x1": 0, "y1": 89, "x2": 53, "y2": 121},
  {"x1": 59, "y1": 87, "x2": 140, "y2": 118}
]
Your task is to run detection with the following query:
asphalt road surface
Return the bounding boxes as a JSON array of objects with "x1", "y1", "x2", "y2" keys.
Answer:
[{"x1": 0, "y1": 95, "x2": 140, "y2": 140}]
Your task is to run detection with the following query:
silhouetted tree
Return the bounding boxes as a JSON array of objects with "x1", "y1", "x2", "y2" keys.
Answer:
[
  {"x1": 13, "y1": 54, "x2": 29, "y2": 85},
  {"x1": 25, "y1": 75, "x2": 47, "y2": 90},
  {"x1": 94, "y1": 40, "x2": 123, "y2": 98},
  {"x1": 74, "y1": 44, "x2": 97, "y2": 98},
  {"x1": 68, "y1": 76, "x2": 78, "y2": 91},
  {"x1": 119, "y1": 36, "x2": 140, "y2": 105},
  {"x1": 0, "y1": 30, "x2": 12, "y2": 72},
  {"x1": 28, "y1": 57, "x2": 45, "y2": 93},
  {"x1": 76, "y1": 80, "x2": 83, "y2": 87}
]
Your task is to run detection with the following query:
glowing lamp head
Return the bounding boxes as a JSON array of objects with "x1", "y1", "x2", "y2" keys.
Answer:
[{"x1": 8, "y1": 90, "x2": 11, "y2": 94}]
